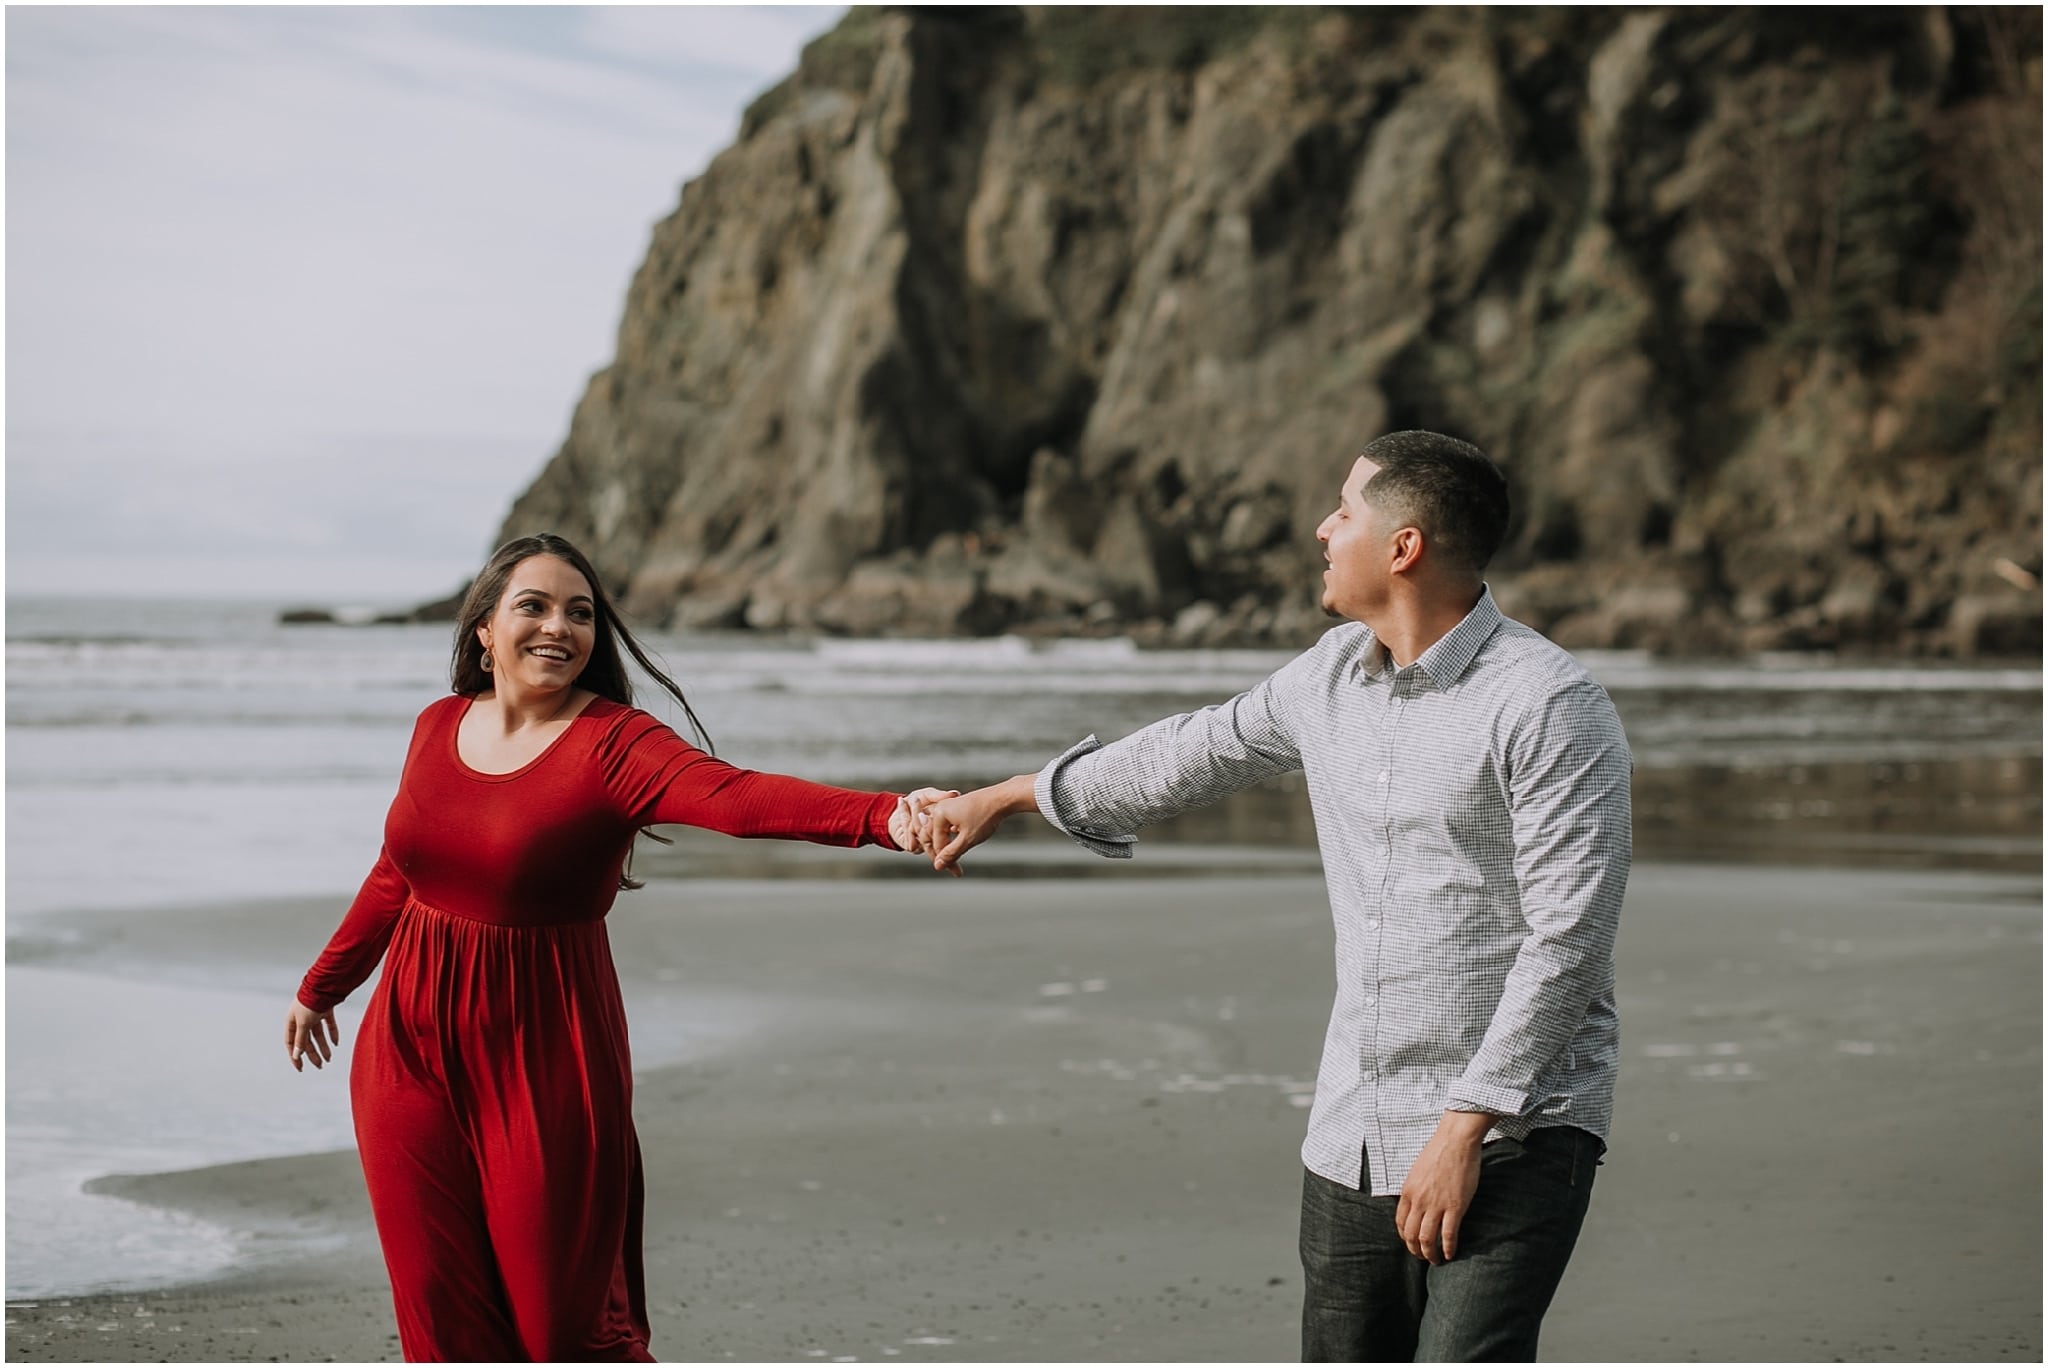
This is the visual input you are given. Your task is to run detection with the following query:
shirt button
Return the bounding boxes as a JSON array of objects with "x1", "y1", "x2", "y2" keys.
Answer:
[
  {"x1": 1364, "y1": 918, "x2": 1380, "y2": 930},
  {"x1": 1378, "y1": 771, "x2": 1390, "y2": 784},
  {"x1": 1362, "y1": 994, "x2": 1377, "y2": 1007}
]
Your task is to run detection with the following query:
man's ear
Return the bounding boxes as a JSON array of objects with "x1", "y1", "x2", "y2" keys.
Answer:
[{"x1": 1389, "y1": 526, "x2": 1426, "y2": 575}]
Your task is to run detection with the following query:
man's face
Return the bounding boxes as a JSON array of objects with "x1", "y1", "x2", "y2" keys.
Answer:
[{"x1": 1314, "y1": 456, "x2": 1385, "y2": 621}]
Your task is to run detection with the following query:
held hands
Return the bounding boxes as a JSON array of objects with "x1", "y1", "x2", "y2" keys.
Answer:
[
  {"x1": 908, "y1": 776, "x2": 1039, "y2": 876},
  {"x1": 1394, "y1": 1109, "x2": 1493, "y2": 1264},
  {"x1": 890, "y1": 788, "x2": 961, "y2": 857},
  {"x1": 285, "y1": 1001, "x2": 340, "y2": 1072}
]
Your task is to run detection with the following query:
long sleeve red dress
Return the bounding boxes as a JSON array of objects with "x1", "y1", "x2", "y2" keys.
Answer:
[{"x1": 298, "y1": 694, "x2": 900, "y2": 1362}]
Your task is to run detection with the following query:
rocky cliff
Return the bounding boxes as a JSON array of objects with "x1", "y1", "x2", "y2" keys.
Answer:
[{"x1": 498, "y1": 6, "x2": 2042, "y2": 655}]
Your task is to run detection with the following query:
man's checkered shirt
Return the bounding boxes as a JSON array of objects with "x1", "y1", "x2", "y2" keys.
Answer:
[{"x1": 1033, "y1": 589, "x2": 1633, "y2": 1195}]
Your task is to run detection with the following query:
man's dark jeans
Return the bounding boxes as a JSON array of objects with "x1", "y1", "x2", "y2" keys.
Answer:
[{"x1": 1299, "y1": 1126, "x2": 1601, "y2": 1362}]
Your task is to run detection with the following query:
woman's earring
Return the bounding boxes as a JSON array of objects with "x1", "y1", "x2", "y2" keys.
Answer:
[{"x1": 481, "y1": 649, "x2": 494, "y2": 673}]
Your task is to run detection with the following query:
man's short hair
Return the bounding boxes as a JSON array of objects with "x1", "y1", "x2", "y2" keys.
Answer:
[{"x1": 1358, "y1": 430, "x2": 1510, "y2": 574}]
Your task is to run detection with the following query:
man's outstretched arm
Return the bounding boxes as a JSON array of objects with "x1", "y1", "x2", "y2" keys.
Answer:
[{"x1": 913, "y1": 636, "x2": 1338, "y2": 874}]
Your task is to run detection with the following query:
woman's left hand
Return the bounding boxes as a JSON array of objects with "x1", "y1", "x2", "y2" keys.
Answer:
[{"x1": 891, "y1": 788, "x2": 960, "y2": 853}]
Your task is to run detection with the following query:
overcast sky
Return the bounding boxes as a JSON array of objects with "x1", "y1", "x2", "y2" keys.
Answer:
[{"x1": 6, "y1": 4, "x2": 845, "y2": 602}]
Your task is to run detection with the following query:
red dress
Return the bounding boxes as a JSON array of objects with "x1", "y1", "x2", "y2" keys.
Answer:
[{"x1": 298, "y1": 694, "x2": 899, "y2": 1362}]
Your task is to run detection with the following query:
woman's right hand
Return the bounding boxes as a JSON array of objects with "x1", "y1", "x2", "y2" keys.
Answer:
[
  {"x1": 285, "y1": 1001, "x2": 340, "y2": 1072},
  {"x1": 891, "y1": 788, "x2": 960, "y2": 854}
]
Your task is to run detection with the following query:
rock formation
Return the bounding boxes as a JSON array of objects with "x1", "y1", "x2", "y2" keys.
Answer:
[{"x1": 496, "y1": 6, "x2": 2042, "y2": 655}]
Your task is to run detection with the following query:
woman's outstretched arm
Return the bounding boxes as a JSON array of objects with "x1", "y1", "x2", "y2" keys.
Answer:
[{"x1": 599, "y1": 707, "x2": 947, "y2": 851}]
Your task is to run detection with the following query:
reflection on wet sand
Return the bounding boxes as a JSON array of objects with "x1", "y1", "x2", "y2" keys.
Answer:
[{"x1": 1631, "y1": 753, "x2": 2040, "y2": 871}]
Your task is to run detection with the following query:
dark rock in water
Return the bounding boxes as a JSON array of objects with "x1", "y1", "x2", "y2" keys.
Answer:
[
  {"x1": 482, "y1": 7, "x2": 2042, "y2": 655},
  {"x1": 380, "y1": 586, "x2": 469, "y2": 625},
  {"x1": 278, "y1": 607, "x2": 338, "y2": 626}
]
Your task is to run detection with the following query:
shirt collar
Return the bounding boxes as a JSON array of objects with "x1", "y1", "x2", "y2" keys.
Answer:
[{"x1": 1361, "y1": 586, "x2": 1504, "y2": 688}]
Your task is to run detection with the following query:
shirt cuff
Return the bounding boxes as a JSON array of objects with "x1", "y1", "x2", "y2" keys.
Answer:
[
  {"x1": 1443, "y1": 1080, "x2": 1531, "y2": 1118},
  {"x1": 1443, "y1": 1100, "x2": 1534, "y2": 1146},
  {"x1": 1034, "y1": 735, "x2": 1137, "y2": 860}
]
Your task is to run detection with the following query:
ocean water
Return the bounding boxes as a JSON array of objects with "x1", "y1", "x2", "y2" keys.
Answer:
[{"x1": 6, "y1": 595, "x2": 2041, "y2": 1298}]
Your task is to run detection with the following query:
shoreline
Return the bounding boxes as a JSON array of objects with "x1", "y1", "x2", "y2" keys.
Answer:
[{"x1": 7, "y1": 861, "x2": 2041, "y2": 1362}]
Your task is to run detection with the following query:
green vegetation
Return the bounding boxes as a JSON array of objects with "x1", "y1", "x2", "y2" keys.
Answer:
[
  {"x1": 1824, "y1": 95, "x2": 1936, "y2": 362},
  {"x1": 740, "y1": 7, "x2": 890, "y2": 137},
  {"x1": 740, "y1": 6, "x2": 1368, "y2": 133},
  {"x1": 1998, "y1": 276, "x2": 2043, "y2": 391},
  {"x1": 796, "y1": 7, "x2": 891, "y2": 93},
  {"x1": 1027, "y1": 6, "x2": 1333, "y2": 88},
  {"x1": 1703, "y1": 72, "x2": 1966, "y2": 374},
  {"x1": 1894, "y1": 391, "x2": 1996, "y2": 458}
]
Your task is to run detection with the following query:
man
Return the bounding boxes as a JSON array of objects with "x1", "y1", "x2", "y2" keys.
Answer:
[{"x1": 914, "y1": 430, "x2": 1632, "y2": 1361}]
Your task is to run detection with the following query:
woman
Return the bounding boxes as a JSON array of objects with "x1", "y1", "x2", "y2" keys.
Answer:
[{"x1": 286, "y1": 533, "x2": 945, "y2": 1362}]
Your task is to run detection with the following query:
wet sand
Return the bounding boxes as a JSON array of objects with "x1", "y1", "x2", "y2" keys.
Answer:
[{"x1": 6, "y1": 863, "x2": 2040, "y2": 1362}]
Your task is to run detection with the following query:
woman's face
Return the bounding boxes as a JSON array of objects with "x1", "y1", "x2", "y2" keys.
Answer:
[{"x1": 476, "y1": 554, "x2": 598, "y2": 696}]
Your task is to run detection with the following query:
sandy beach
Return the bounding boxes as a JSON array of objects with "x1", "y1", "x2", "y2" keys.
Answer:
[{"x1": 6, "y1": 861, "x2": 2039, "y2": 1362}]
